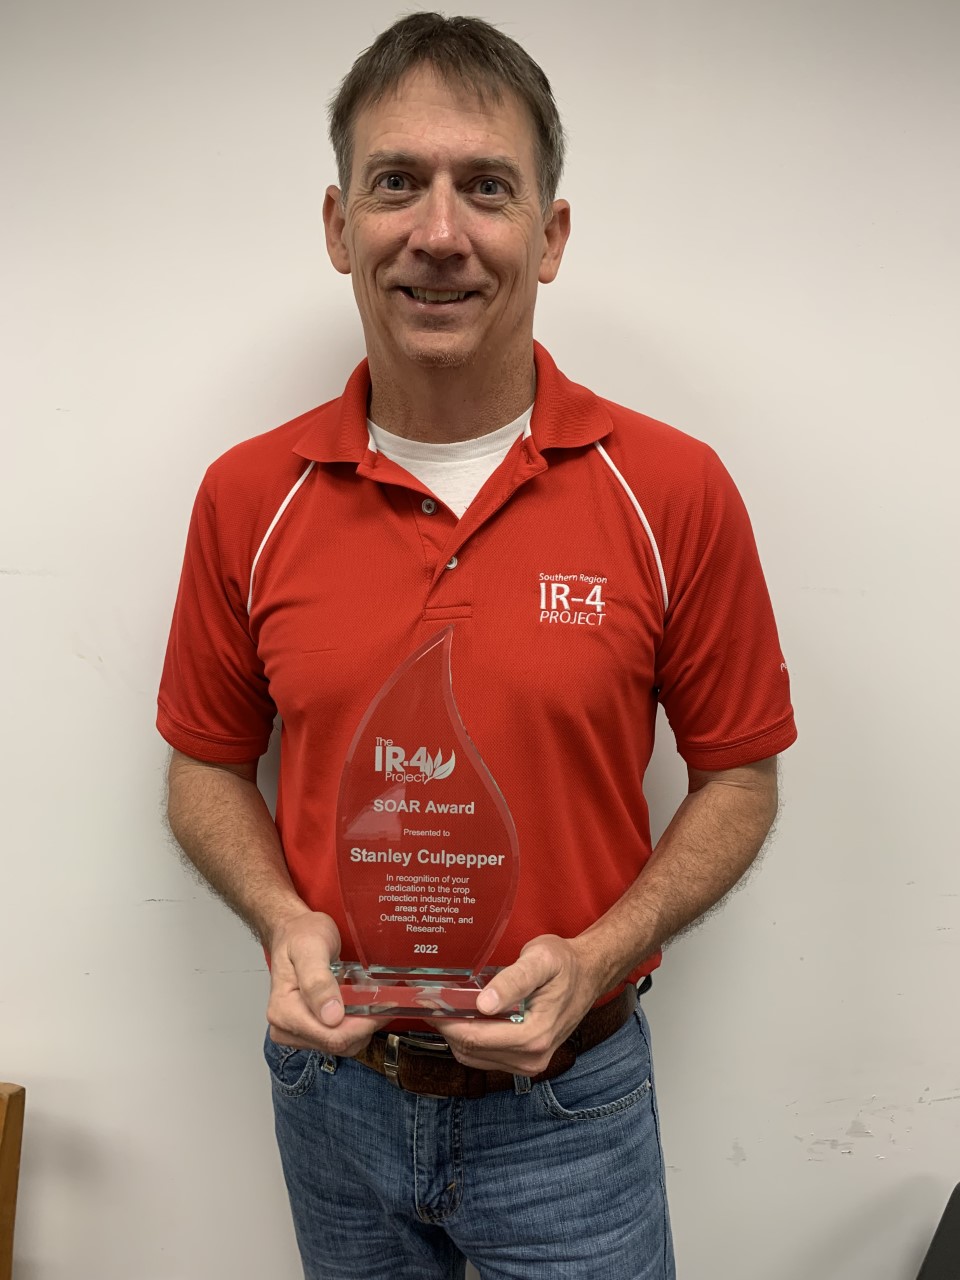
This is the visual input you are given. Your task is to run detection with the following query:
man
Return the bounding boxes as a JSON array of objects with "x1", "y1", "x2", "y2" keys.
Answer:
[{"x1": 159, "y1": 13, "x2": 796, "y2": 1279}]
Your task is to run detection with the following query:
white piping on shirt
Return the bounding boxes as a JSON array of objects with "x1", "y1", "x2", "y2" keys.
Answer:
[
  {"x1": 593, "y1": 442, "x2": 669, "y2": 612},
  {"x1": 246, "y1": 461, "x2": 316, "y2": 614}
]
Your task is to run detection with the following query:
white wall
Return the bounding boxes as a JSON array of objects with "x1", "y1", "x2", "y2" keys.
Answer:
[{"x1": 2, "y1": 1, "x2": 958, "y2": 1277}]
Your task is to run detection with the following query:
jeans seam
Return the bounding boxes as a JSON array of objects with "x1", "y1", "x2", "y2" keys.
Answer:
[
  {"x1": 265, "y1": 1040, "x2": 320, "y2": 1098},
  {"x1": 651, "y1": 1092, "x2": 670, "y2": 1278},
  {"x1": 536, "y1": 1075, "x2": 651, "y2": 1122},
  {"x1": 449, "y1": 1100, "x2": 464, "y2": 1217},
  {"x1": 413, "y1": 1096, "x2": 429, "y2": 1223},
  {"x1": 637, "y1": 1008, "x2": 672, "y2": 1280}
]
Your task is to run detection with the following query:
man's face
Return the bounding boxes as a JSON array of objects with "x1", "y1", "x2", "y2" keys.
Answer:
[{"x1": 323, "y1": 68, "x2": 569, "y2": 373}]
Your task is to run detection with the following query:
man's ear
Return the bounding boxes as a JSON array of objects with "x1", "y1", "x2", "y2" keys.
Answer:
[
  {"x1": 323, "y1": 185, "x2": 351, "y2": 275},
  {"x1": 538, "y1": 199, "x2": 571, "y2": 285}
]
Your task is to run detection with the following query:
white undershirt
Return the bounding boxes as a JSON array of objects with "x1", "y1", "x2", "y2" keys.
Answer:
[{"x1": 367, "y1": 407, "x2": 533, "y2": 518}]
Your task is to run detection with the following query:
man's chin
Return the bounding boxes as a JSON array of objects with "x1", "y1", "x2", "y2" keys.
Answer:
[{"x1": 400, "y1": 337, "x2": 477, "y2": 370}]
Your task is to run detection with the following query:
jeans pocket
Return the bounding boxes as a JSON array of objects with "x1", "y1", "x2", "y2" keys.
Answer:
[
  {"x1": 263, "y1": 1030, "x2": 321, "y2": 1098},
  {"x1": 537, "y1": 1008, "x2": 652, "y2": 1120}
]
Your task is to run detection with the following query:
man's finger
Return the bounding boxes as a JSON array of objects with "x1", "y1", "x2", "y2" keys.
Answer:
[
  {"x1": 438, "y1": 1015, "x2": 562, "y2": 1076},
  {"x1": 269, "y1": 1000, "x2": 394, "y2": 1057},
  {"x1": 283, "y1": 927, "x2": 346, "y2": 1026},
  {"x1": 270, "y1": 1015, "x2": 387, "y2": 1053},
  {"x1": 475, "y1": 944, "x2": 562, "y2": 1015}
]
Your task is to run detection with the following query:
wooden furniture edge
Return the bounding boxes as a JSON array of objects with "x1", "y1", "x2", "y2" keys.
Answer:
[{"x1": 0, "y1": 1084, "x2": 26, "y2": 1280}]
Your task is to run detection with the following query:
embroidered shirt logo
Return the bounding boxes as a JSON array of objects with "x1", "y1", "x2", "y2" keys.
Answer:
[
  {"x1": 375, "y1": 738, "x2": 456, "y2": 784},
  {"x1": 538, "y1": 572, "x2": 607, "y2": 627}
]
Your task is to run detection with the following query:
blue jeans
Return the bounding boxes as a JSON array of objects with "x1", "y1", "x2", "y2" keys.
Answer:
[{"x1": 266, "y1": 1001, "x2": 675, "y2": 1280}]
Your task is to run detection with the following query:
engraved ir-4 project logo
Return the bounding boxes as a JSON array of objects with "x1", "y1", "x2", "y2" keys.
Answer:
[{"x1": 375, "y1": 737, "x2": 456, "y2": 784}]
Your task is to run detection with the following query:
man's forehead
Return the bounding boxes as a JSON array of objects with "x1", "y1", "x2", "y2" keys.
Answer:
[
  {"x1": 376, "y1": 65, "x2": 505, "y2": 110},
  {"x1": 353, "y1": 67, "x2": 537, "y2": 160}
]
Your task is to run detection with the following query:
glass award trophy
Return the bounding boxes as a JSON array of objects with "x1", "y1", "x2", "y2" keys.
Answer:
[{"x1": 331, "y1": 627, "x2": 523, "y2": 1021}]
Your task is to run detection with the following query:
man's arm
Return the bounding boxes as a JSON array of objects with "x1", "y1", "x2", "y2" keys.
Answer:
[
  {"x1": 166, "y1": 750, "x2": 303, "y2": 941},
  {"x1": 165, "y1": 750, "x2": 390, "y2": 1055},
  {"x1": 439, "y1": 756, "x2": 779, "y2": 1075}
]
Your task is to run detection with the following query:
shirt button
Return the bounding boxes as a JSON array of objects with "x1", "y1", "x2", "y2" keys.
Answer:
[
  {"x1": 421, "y1": 498, "x2": 437, "y2": 515},
  {"x1": 446, "y1": 555, "x2": 458, "y2": 570}
]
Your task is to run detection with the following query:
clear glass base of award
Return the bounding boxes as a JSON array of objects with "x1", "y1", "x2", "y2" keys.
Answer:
[
  {"x1": 329, "y1": 963, "x2": 524, "y2": 1021},
  {"x1": 333, "y1": 628, "x2": 523, "y2": 1022}
]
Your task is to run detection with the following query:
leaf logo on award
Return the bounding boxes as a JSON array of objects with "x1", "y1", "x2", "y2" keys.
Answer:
[
  {"x1": 332, "y1": 627, "x2": 523, "y2": 1020},
  {"x1": 374, "y1": 741, "x2": 456, "y2": 783}
]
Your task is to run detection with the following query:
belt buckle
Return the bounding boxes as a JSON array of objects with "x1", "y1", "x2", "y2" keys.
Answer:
[
  {"x1": 397, "y1": 1033, "x2": 452, "y2": 1053},
  {"x1": 383, "y1": 1032, "x2": 452, "y2": 1089},
  {"x1": 383, "y1": 1034, "x2": 402, "y2": 1087}
]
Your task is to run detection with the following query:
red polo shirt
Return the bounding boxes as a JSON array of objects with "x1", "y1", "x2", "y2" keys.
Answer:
[{"x1": 158, "y1": 344, "x2": 796, "y2": 976}]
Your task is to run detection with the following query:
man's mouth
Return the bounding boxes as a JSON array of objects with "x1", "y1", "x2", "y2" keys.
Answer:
[{"x1": 399, "y1": 287, "x2": 476, "y2": 303}]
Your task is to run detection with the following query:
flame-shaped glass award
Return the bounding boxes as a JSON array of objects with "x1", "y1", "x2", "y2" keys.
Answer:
[{"x1": 331, "y1": 627, "x2": 523, "y2": 1020}]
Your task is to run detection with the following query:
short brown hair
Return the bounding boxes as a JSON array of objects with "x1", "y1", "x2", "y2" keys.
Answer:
[{"x1": 328, "y1": 12, "x2": 565, "y2": 210}]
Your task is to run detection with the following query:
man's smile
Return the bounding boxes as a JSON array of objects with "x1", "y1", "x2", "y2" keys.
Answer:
[{"x1": 397, "y1": 286, "x2": 479, "y2": 304}]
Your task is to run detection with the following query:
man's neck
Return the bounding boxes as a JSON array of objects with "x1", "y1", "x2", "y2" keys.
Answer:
[{"x1": 367, "y1": 349, "x2": 536, "y2": 443}]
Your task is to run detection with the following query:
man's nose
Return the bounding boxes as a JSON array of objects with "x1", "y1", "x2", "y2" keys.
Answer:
[{"x1": 406, "y1": 182, "x2": 470, "y2": 259}]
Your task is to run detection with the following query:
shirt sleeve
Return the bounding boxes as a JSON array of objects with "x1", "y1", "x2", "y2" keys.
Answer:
[
  {"x1": 655, "y1": 448, "x2": 796, "y2": 770},
  {"x1": 157, "y1": 469, "x2": 277, "y2": 763}
]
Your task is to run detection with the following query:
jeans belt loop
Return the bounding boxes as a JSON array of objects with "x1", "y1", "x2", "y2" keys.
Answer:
[{"x1": 383, "y1": 1033, "x2": 402, "y2": 1087}]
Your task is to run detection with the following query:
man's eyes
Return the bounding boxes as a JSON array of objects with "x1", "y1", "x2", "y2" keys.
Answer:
[
  {"x1": 374, "y1": 174, "x2": 510, "y2": 198},
  {"x1": 473, "y1": 178, "x2": 508, "y2": 197}
]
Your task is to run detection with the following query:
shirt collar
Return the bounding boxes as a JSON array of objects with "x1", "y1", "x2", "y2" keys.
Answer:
[{"x1": 291, "y1": 341, "x2": 613, "y2": 464}]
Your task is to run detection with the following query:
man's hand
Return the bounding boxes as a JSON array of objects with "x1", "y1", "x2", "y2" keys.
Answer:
[
  {"x1": 266, "y1": 910, "x2": 392, "y2": 1057},
  {"x1": 438, "y1": 760, "x2": 779, "y2": 1076},
  {"x1": 437, "y1": 934, "x2": 605, "y2": 1076}
]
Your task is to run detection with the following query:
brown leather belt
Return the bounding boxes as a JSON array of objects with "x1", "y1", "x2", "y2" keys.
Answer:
[{"x1": 353, "y1": 983, "x2": 639, "y2": 1098}]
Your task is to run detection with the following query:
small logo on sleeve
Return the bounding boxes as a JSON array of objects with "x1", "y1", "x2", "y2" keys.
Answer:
[{"x1": 538, "y1": 572, "x2": 607, "y2": 627}]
